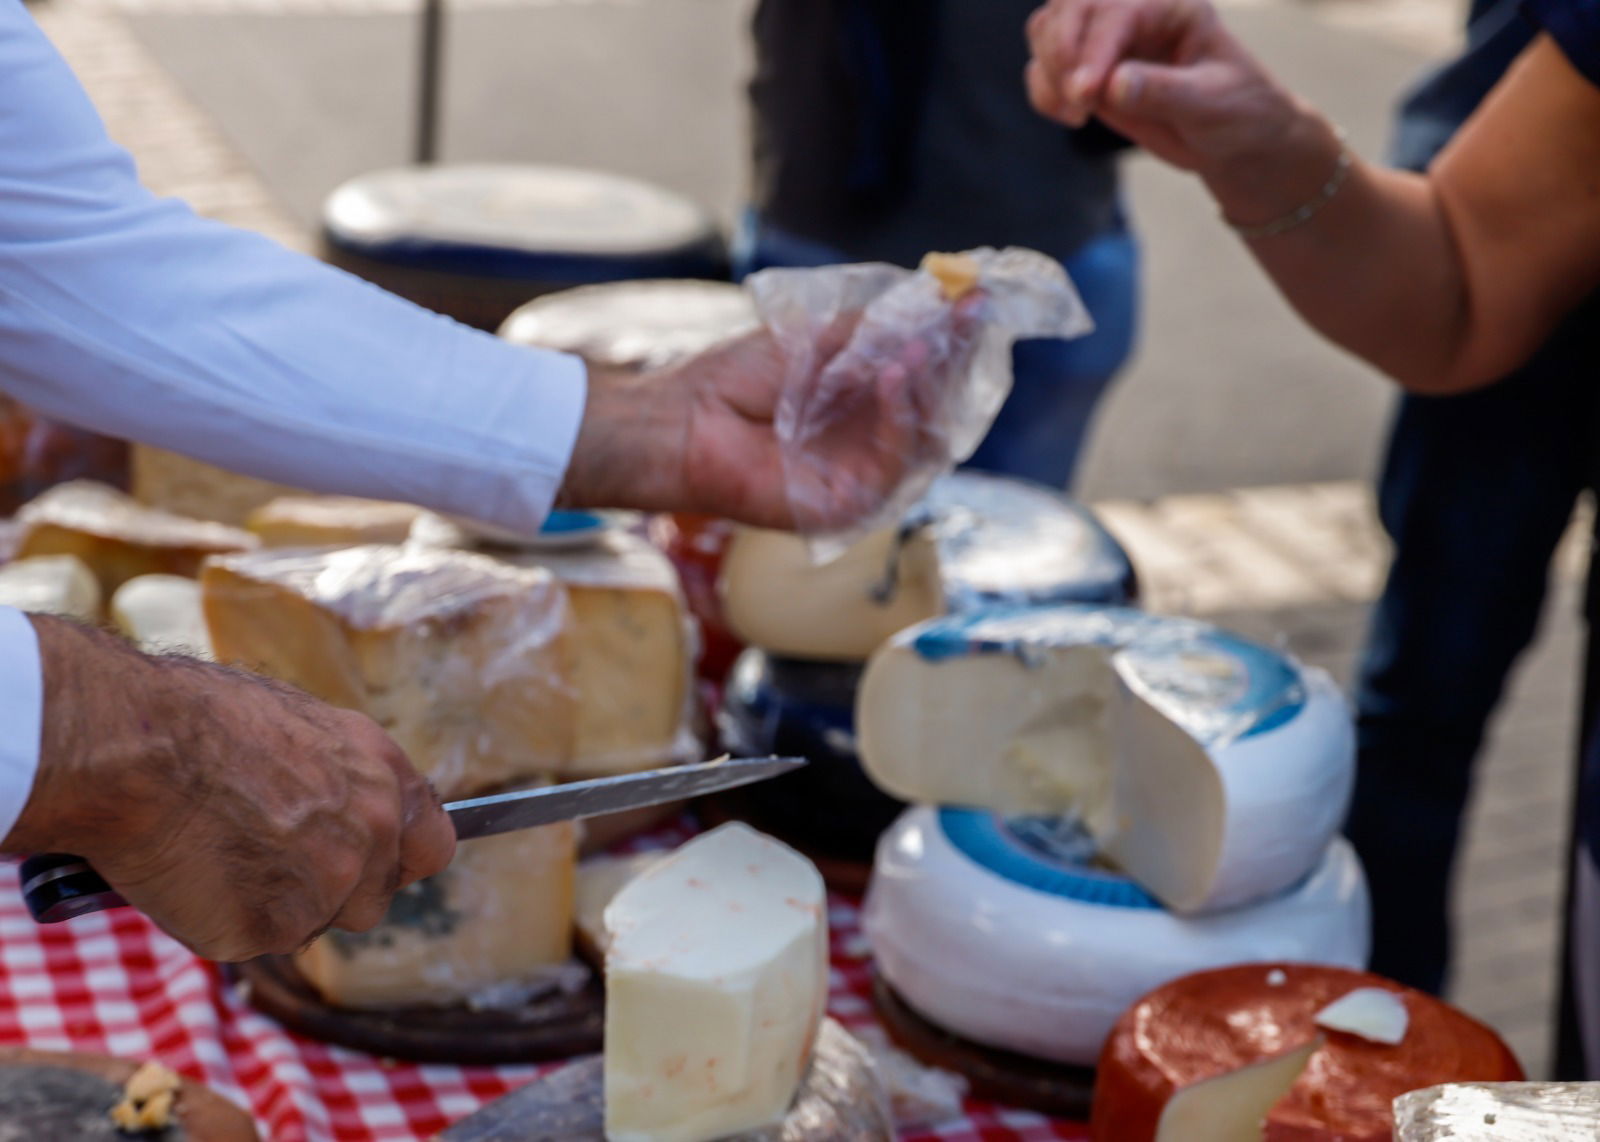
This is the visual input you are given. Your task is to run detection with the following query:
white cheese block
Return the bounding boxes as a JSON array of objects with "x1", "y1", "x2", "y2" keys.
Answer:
[
  {"x1": 202, "y1": 545, "x2": 578, "y2": 799},
  {"x1": 1153, "y1": 1038, "x2": 1321, "y2": 1142},
  {"x1": 572, "y1": 851, "x2": 663, "y2": 962},
  {"x1": 0, "y1": 555, "x2": 101, "y2": 620},
  {"x1": 864, "y1": 807, "x2": 1368, "y2": 1066},
  {"x1": 718, "y1": 472, "x2": 1132, "y2": 662},
  {"x1": 295, "y1": 821, "x2": 578, "y2": 1009},
  {"x1": 1394, "y1": 1083, "x2": 1600, "y2": 1139},
  {"x1": 1314, "y1": 987, "x2": 1409, "y2": 1045},
  {"x1": 603, "y1": 823, "x2": 829, "y2": 1142},
  {"x1": 246, "y1": 495, "x2": 423, "y2": 547},
  {"x1": 857, "y1": 605, "x2": 1354, "y2": 913},
  {"x1": 111, "y1": 575, "x2": 213, "y2": 659}
]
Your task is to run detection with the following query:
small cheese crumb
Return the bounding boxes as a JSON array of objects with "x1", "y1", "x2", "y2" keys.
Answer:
[
  {"x1": 920, "y1": 252, "x2": 981, "y2": 301},
  {"x1": 109, "y1": 1060, "x2": 181, "y2": 1133},
  {"x1": 1266, "y1": 969, "x2": 1288, "y2": 987},
  {"x1": 1314, "y1": 987, "x2": 1409, "y2": 1045}
]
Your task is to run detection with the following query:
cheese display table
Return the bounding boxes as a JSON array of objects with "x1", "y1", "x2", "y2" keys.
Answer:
[{"x1": 0, "y1": 849, "x2": 1089, "y2": 1142}]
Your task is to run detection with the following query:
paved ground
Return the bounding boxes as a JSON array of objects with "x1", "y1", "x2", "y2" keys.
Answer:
[{"x1": 34, "y1": 0, "x2": 1591, "y2": 1079}]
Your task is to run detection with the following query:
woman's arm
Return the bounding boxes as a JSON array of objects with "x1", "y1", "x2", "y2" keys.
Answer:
[{"x1": 1027, "y1": 1, "x2": 1600, "y2": 393}]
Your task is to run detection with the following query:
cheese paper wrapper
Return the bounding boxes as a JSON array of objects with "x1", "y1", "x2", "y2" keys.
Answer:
[{"x1": 747, "y1": 246, "x2": 1091, "y2": 562}]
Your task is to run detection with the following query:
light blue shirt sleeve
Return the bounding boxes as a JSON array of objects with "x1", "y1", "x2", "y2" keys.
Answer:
[{"x1": 0, "y1": 0, "x2": 591, "y2": 841}]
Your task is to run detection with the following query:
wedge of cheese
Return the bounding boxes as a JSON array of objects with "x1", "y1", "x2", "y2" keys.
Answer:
[
  {"x1": 111, "y1": 575, "x2": 212, "y2": 658},
  {"x1": 719, "y1": 472, "x2": 1133, "y2": 662},
  {"x1": 202, "y1": 545, "x2": 578, "y2": 798},
  {"x1": 603, "y1": 823, "x2": 829, "y2": 1142},
  {"x1": 246, "y1": 496, "x2": 423, "y2": 548},
  {"x1": 857, "y1": 605, "x2": 1354, "y2": 913},
  {"x1": 573, "y1": 852, "x2": 665, "y2": 963},
  {"x1": 1394, "y1": 1083, "x2": 1600, "y2": 1139},
  {"x1": 0, "y1": 555, "x2": 101, "y2": 620},
  {"x1": 17, "y1": 481, "x2": 256, "y2": 595},
  {"x1": 295, "y1": 822, "x2": 578, "y2": 1009}
]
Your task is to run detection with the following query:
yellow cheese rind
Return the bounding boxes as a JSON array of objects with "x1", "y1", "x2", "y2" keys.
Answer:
[
  {"x1": 0, "y1": 555, "x2": 102, "y2": 620},
  {"x1": 202, "y1": 544, "x2": 578, "y2": 797},
  {"x1": 112, "y1": 574, "x2": 213, "y2": 659},
  {"x1": 246, "y1": 495, "x2": 423, "y2": 547},
  {"x1": 295, "y1": 823, "x2": 578, "y2": 1009}
]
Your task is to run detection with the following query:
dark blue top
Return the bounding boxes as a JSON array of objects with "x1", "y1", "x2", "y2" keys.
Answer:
[{"x1": 1524, "y1": 0, "x2": 1600, "y2": 89}]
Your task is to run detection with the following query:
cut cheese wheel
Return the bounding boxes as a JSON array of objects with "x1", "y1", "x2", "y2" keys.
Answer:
[
  {"x1": 864, "y1": 807, "x2": 1368, "y2": 1066},
  {"x1": 295, "y1": 822, "x2": 577, "y2": 1010},
  {"x1": 132, "y1": 445, "x2": 303, "y2": 526},
  {"x1": 17, "y1": 480, "x2": 256, "y2": 595},
  {"x1": 719, "y1": 472, "x2": 1134, "y2": 662},
  {"x1": 1154, "y1": 1038, "x2": 1322, "y2": 1142},
  {"x1": 0, "y1": 555, "x2": 101, "y2": 620},
  {"x1": 572, "y1": 851, "x2": 663, "y2": 962},
  {"x1": 1394, "y1": 1082, "x2": 1600, "y2": 1139},
  {"x1": 111, "y1": 574, "x2": 212, "y2": 658},
  {"x1": 1092, "y1": 963, "x2": 1525, "y2": 1142},
  {"x1": 603, "y1": 823, "x2": 829, "y2": 1142},
  {"x1": 857, "y1": 604, "x2": 1353, "y2": 912},
  {"x1": 246, "y1": 495, "x2": 423, "y2": 547},
  {"x1": 202, "y1": 545, "x2": 578, "y2": 798}
]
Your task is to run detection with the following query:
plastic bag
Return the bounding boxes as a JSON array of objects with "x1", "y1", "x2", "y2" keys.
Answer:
[{"x1": 747, "y1": 247, "x2": 1091, "y2": 561}]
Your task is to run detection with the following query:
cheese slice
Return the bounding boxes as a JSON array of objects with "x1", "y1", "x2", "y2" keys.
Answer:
[
  {"x1": 0, "y1": 556, "x2": 101, "y2": 620},
  {"x1": 603, "y1": 823, "x2": 829, "y2": 1142},
  {"x1": 111, "y1": 575, "x2": 212, "y2": 658},
  {"x1": 1394, "y1": 1083, "x2": 1600, "y2": 1139},
  {"x1": 17, "y1": 481, "x2": 256, "y2": 595},
  {"x1": 857, "y1": 605, "x2": 1354, "y2": 913},
  {"x1": 246, "y1": 495, "x2": 423, "y2": 547},
  {"x1": 719, "y1": 472, "x2": 1131, "y2": 662},
  {"x1": 1314, "y1": 988, "x2": 1409, "y2": 1045},
  {"x1": 572, "y1": 851, "x2": 663, "y2": 963},
  {"x1": 202, "y1": 545, "x2": 578, "y2": 798},
  {"x1": 1092, "y1": 964, "x2": 1524, "y2": 1142},
  {"x1": 295, "y1": 822, "x2": 578, "y2": 1009}
]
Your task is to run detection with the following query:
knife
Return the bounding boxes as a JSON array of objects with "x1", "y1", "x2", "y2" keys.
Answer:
[{"x1": 17, "y1": 756, "x2": 805, "y2": 925}]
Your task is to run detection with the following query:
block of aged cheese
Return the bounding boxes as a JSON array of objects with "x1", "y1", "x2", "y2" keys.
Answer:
[
  {"x1": 0, "y1": 556, "x2": 101, "y2": 620},
  {"x1": 857, "y1": 605, "x2": 1353, "y2": 913},
  {"x1": 1394, "y1": 1083, "x2": 1600, "y2": 1139},
  {"x1": 295, "y1": 822, "x2": 578, "y2": 1010},
  {"x1": 719, "y1": 472, "x2": 1133, "y2": 662},
  {"x1": 246, "y1": 495, "x2": 423, "y2": 547},
  {"x1": 202, "y1": 545, "x2": 578, "y2": 797},
  {"x1": 17, "y1": 481, "x2": 256, "y2": 595},
  {"x1": 1091, "y1": 963, "x2": 1524, "y2": 1142},
  {"x1": 603, "y1": 823, "x2": 829, "y2": 1142},
  {"x1": 131, "y1": 445, "x2": 303, "y2": 526},
  {"x1": 573, "y1": 852, "x2": 664, "y2": 963},
  {"x1": 111, "y1": 575, "x2": 212, "y2": 658}
]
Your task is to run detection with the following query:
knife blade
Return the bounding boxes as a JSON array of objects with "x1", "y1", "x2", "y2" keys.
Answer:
[{"x1": 20, "y1": 756, "x2": 805, "y2": 924}]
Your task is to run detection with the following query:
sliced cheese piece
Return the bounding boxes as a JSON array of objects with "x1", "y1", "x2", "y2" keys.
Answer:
[
  {"x1": 1091, "y1": 964, "x2": 1524, "y2": 1142},
  {"x1": 719, "y1": 472, "x2": 1132, "y2": 662},
  {"x1": 295, "y1": 822, "x2": 578, "y2": 1009},
  {"x1": 1154, "y1": 1038, "x2": 1320, "y2": 1142},
  {"x1": 1394, "y1": 1082, "x2": 1600, "y2": 1139},
  {"x1": 603, "y1": 823, "x2": 829, "y2": 1142},
  {"x1": 858, "y1": 605, "x2": 1354, "y2": 913},
  {"x1": 246, "y1": 495, "x2": 423, "y2": 547},
  {"x1": 111, "y1": 575, "x2": 212, "y2": 658},
  {"x1": 202, "y1": 545, "x2": 578, "y2": 798},
  {"x1": 0, "y1": 555, "x2": 101, "y2": 620},
  {"x1": 573, "y1": 851, "x2": 664, "y2": 962},
  {"x1": 1314, "y1": 988, "x2": 1409, "y2": 1046},
  {"x1": 16, "y1": 480, "x2": 256, "y2": 595}
]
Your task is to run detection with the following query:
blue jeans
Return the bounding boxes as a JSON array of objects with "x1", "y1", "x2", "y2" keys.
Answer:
[
  {"x1": 1346, "y1": 294, "x2": 1600, "y2": 997},
  {"x1": 733, "y1": 212, "x2": 1140, "y2": 489}
]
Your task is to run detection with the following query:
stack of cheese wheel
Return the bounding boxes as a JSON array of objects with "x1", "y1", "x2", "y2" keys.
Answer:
[
  {"x1": 715, "y1": 471, "x2": 1136, "y2": 872},
  {"x1": 856, "y1": 604, "x2": 1369, "y2": 1084}
]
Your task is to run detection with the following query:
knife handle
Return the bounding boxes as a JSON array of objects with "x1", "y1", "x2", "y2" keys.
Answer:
[{"x1": 19, "y1": 853, "x2": 126, "y2": 923}]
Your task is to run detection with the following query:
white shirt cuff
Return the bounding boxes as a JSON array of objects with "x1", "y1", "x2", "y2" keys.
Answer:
[{"x1": 0, "y1": 607, "x2": 43, "y2": 847}]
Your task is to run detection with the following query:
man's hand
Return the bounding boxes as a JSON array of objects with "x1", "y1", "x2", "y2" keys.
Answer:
[
  {"x1": 5, "y1": 617, "x2": 455, "y2": 962},
  {"x1": 559, "y1": 297, "x2": 984, "y2": 532}
]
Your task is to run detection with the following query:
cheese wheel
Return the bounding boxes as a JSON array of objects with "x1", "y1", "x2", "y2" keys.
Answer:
[
  {"x1": 0, "y1": 555, "x2": 101, "y2": 620},
  {"x1": 1093, "y1": 963, "x2": 1525, "y2": 1142},
  {"x1": 864, "y1": 807, "x2": 1367, "y2": 1066},
  {"x1": 246, "y1": 495, "x2": 423, "y2": 547},
  {"x1": 858, "y1": 604, "x2": 1354, "y2": 913}
]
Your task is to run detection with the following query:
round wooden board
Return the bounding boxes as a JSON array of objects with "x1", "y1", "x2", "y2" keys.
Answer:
[
  {"x1": 233, "y1": 957, "x2": 604, "y2": 1065},
  {"x1": 872, "y1": 976, "x2": 1096, "y2": 1121},
  {"x1": 0, "y1": 1047, "x2": 258, "y2": 1140}
]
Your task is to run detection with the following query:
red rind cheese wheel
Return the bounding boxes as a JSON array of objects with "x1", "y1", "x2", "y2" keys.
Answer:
[{"x1": 1092, "y1": 963, "x2": 1523, "y2": 1142}]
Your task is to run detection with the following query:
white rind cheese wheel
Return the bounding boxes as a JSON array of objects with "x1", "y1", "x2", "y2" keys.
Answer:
[
  {"x1": 0, "y1": 556, "x2": 101, "y2": 621},
  {"x1": 604, "y1": 823, "x2": 829, "y2": 1142},
  {"x1": 718, "y1": 472, "x2": 1133, "y2": 662},
  {"x1": 857, "y1": 605, "x2": 1354, "y2": 913},
  {"x1": 864, "y1": 807, "x2": 1368, "y2": 1066},
  {"x1": 1394, "y1": 1083, "x2": 1600, "y2": 1139},
  {"x1": 245, "y1": 496, "x2": 423, "y2": 547},
  {"x1": 111, "y1": 575, "x2": 213, "y2": 659}
]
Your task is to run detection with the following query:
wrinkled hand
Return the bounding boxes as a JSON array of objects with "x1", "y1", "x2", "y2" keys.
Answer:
[
  {"x1": 1024, "y1": 0, "x2": 1304, "y2": 176},
  {"x1": 560, "y1": 294, "x2": 985, "y2": 532},
  {"x1": 7, "y1": 618, "x2": 456, "y2": 962}
]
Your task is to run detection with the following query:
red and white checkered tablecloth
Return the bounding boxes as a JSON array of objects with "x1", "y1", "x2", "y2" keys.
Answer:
[{"x1": 0, "y1": 856, "x2": 1089, "y2": 1141}]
